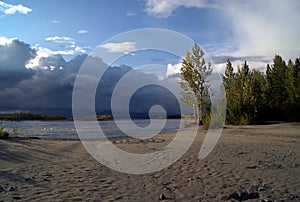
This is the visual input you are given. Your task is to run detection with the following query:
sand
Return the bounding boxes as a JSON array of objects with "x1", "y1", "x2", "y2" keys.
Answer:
[{"x1": 0, "y1": 123, "x2": 299, "y2": 201}]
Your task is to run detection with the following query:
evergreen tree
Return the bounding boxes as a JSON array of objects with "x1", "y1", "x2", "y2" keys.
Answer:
[
  {"x1": 237, "y1": 61, "x2": 253, "y2": 123},
  {"x1": 291, "y1": 57, "x2": 300, "y2": 120},
  {"x1": 223, "y1": 60, "x2": 268, "y2": 124},
  {"x1": 251, "y1": 69, "x2": 267, "y2": 122},
  {"x1": 267, "y1": 55, "x2": 295, "y2": 120},
  {"x1": 223, "y1": 59, "x2": 239, "y2": 124},
  {"x1": 223, "y1": 54, "x2": 300, "y2": 124}
]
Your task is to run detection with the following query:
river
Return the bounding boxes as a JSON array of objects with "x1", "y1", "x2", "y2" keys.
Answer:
[{"x1": 1, "y1": 119, "x2": 181, "y2": 139}]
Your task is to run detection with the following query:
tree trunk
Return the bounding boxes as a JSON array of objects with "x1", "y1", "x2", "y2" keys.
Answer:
[
  {"x1": 198, "y1": 86, "x2": 203, "y2": 125},
  {"x1": 193, "y1": 104, "x2": 198, "y2": 124},
  {"x1": 198, "y1": 103, "x2": 203, "y2": 125}
]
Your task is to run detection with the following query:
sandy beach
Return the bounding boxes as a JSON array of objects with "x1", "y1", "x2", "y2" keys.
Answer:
[{"x1": 0, "y1": 123, "x2": 299, "y2": 201}]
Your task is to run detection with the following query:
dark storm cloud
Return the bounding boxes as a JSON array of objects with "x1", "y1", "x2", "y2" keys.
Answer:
[
  {"x1": 94, "y1": 65, "x2": 182, "y2": 118},
  {"x1": 0, "y1": 39, "x2": 35, "y2": 87},
  {"x1": 0, "y1": 40, "x2": 185, "y2": 116},
  {"x1": 0, "y1": 39, "x2": 86, "y2": 110}
]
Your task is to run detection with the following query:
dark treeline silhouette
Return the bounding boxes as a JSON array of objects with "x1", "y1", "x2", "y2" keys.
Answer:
[
  {"x1": 223, "y1": 55, "x2": 300, "y2": 124},
  {"x1": 0, "y1": 112, "x2": 67, "y2": 121}
]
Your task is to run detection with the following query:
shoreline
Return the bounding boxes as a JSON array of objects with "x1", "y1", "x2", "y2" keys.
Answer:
[{"x1": 3, "y1": 121, "x2": 299, "y2": 141}]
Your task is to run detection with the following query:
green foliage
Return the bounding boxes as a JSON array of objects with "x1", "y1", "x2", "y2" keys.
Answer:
[
  {"x1": 96, "y1": 114, "x2": 112, "y2": 121},
  {"x1": 75, "y1": 114, "x2": 112, "y2": 121},
  {"x1": 251, "y1": 70, "x2": 268, "y2": 122},
  {"x1": 202, "y1": 111, "x2": 211, "y2": 129},
  {"x1": 266, "y1": 55, "x2": 296, "y2": 121},
  {"x1": 224, "y1": 55, "x2": 300, "y2": 125},
  {"x1": 271, "y1": 56, "x2": 291, "y2": 99},
  {"x1": 0, "y1": 112, "x2": 66, "y2": 121},
  {"x1": 223, "y1": 60, "x2": 256, "y2": 124},
  {"x1": 178, "y1": 79, "x2": 198, "y2": 123},
  {"x1": 290, "y1": 58, "x2": 300, "y2": 120},
  {"x1": 180, "y1": 42, "x2": 212, "y2": 125},
  {"x1": 0, "y1": 126, "x2": 9, "y2": 139}
]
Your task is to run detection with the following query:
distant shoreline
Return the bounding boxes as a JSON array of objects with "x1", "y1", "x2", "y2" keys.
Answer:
[
  {"x1": 0, "y1": 112, "x2": 113, "y2": 121},
  {"x1": 0, "y1": 112, "x2": 68, "y2": 121},
  {"x1": 0, "y1": 112, "x2": 182, "y2": 121}
]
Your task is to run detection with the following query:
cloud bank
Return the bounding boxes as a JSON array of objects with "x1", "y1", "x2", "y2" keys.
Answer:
[
  {"x1": 144, "y1": 0, "x2": 300, "y2": 70},
  {"x1": 0, "y1": 39, "x2": 85, "y2": 111},
  {"x1": 223, "y1": 0, "x2": 300, "y2": 60},
  {"x1": 0, "y1": 39, "x2": 184, "y2": 117}
]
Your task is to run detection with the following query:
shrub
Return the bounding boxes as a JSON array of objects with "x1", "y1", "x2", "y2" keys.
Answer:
[
  {"x1": 0, "y1": 126, "x2": 9, "y2": 139},
  {"x1": 96, "y1": 114, "x2": 112, "y2": 121},
  {"x1": 239, "y1": 113, "x2": 251, "y2": 125}
]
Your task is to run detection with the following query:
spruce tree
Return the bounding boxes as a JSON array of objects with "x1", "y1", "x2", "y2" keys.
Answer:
[
  {"x1": 223, "y1": 59, "x2": 239, "y2": 124},
  {"x1": 266, "y1": 55, "x2": 295, "y2": 120}
]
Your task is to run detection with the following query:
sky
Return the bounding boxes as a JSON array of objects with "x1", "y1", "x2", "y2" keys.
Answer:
[
  {"x1": 0, "y1": 0, "x2": 300, "y2": 113},
  {"x1": 1, "y1": 0, "x2": 300, "y2": 69}
]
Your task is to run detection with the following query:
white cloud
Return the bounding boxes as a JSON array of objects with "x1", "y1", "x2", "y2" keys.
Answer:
[
  {"x1": 45, "y1": 36, "x2": 75, "y2": 44},
  {"x1": 144, "y1": 0, "x2": 215, "y2": 18},
  {"x1": 213, "y1": 60, "x2": 268, "y2": 74},
  {"x1": 42, "y1": 36, "x2": 88, "y2": 62},
  {"x1": 0, "y1": 1, "x2": 32, "y2": 15},
  {"x1": 222, "y1": 0, "x2": 300, "y2": 61},
  {"x1": 99, "y1": 42, "x2": 137, "y2": 54},
  {"x1": 166, "y1": 63, "x2": 181, "y2": 76},
  {"x1": 25, "y1": 45, "x2": 86, "y2": 69},
  {"x1": 144, "y1": 0, "x2": 300, "y2": 68},
  {"x1": 0, "y1": 36, "x2": 17, "y2": 45},
  {"x1": 126, "y1": 11, "x2": 136, "y2": 16},
  {"x1": 70, "y1": 44, "x2": 87, "y2": 53},
  {"x1": 25, "y1": 46, "x2": 51, "y2": 69},
  {"x1": 78, "y1": 29, "x2": 88, "y2": 34},
  {"x1": 50, "y1": 20, "x2": 61, "y2": 24}
]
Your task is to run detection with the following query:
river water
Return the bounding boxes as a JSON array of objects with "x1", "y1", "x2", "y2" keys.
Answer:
[{"x1": 1, "y1": 119, "x2": 181, "y2": 139}]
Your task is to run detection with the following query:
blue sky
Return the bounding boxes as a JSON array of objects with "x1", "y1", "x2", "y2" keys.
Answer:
[
  {"x1": 1, "y1": 0, "x2": 300, "y2": 71},
  {"x1": 1, "y1": 0, "x2": 228, "y2": 49},
  {"x1": 0, "y1": 0, "x2": 300, "y2": 113}
]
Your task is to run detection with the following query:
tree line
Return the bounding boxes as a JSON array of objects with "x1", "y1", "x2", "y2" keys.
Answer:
[
  {"x1": 180, "y1": 42, "x2": 300, "y2": 125},
  {"x1": 0, "y1": 112, "x2": 67, "y2": 121},
  {"x1": 223, "y1": 55, "x2": 300, "y2": 124}
]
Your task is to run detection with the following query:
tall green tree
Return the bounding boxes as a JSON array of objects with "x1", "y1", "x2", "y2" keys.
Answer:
[
  {"x1": 180, "y1": 42, "x2": 212, "y2": 125},
  {"x1": 251, "y1": 69, "x2": 267, "y2": 122},
  {"x1": 236, "y1": 61, "x2": 254, "y2": 124},
  {"x1": 224, "y1": 54, "x2": 300, "y2": 124},
  {"x1": 223, "y1": 59, "x2": 239, "y2": 124},
  {"x1": 290, "y1": 57, "x2": 300, "y2": 120},
  {"x1": 224, "y1": 60, "x2": 268, "y2": 124},
  {"x1": 267, "y1": 55, "x2": 295, "y2": 120}
]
